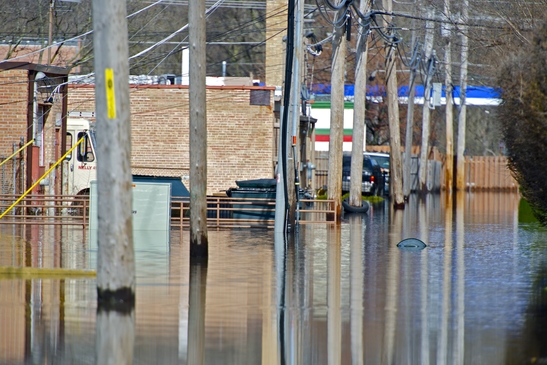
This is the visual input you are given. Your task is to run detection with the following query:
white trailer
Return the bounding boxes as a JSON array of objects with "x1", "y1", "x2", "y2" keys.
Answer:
[{"x1": 64, "y1": 117, "x2": 97, "y2": 196}]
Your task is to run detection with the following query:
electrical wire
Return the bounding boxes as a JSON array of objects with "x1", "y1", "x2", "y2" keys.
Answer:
[
  {"x1": 144, "y1": 4, "x2": 287, "y2": 76},
  {"x1": 129, "y1": 0, "x2": 225, "y2": 61},
  {"x1": 0, "y1": 0, "x2": 166, "y2": 67},
  {"x1": 315, "y1": 0, "x2": 349, "y2": 28}
]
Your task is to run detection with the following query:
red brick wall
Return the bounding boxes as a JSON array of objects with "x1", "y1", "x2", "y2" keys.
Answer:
[
  {"x1": 68, "y1": 84, "x2": 275, "y2": 195},
  {"x1": 0, "y1": 70, "x2": 28, "y2": 156},
  {"x1": 0, "y1": 69, "x2": 29, "y2": 194}
]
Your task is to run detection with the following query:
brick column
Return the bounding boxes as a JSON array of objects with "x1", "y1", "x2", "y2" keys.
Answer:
[{"x1": 265, "y1": 0, "x2": 287, "y2": 88}]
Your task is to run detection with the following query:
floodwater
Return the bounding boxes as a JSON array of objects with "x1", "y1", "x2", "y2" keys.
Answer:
[{"x1": 0, "y1": 192, "x2": 546, "y2": 365}]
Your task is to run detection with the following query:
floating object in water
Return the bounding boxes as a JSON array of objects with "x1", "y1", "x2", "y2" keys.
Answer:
[
  {"x1": 397, "y1": 238, "x2": 427, "y2": 250},
  {"x1": 342, "y1": 199, "x2": 370, "y2": 214}
]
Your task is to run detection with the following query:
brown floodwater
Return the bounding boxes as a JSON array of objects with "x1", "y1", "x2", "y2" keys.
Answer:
[{"x1": 0, "y1": 191, "x2": 546, "y2": 365}]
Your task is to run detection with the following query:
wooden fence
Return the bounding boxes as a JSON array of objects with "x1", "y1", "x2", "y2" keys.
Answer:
[
  {"x1": 464, "y1": 156, "x2": 518, "y2": 190},
  {"x1": 313, "y1": 150, "x2": 518, "y2": 192}
]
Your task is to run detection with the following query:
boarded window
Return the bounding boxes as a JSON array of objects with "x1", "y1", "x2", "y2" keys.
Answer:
[{"x1": 250, "y1": 90, "x2": 271, "y2": 106}]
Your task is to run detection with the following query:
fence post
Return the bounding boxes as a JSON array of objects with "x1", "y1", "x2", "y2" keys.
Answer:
[{"x1": 496, "y1": 156, "x2": 501, "y2": 190}]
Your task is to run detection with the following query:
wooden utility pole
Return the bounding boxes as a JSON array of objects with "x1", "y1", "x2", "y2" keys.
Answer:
[
  {"x1": 92, "y1": 0, "x2": 135, "y2": 305},
  {"x1": 349, "y1": 0, "x2": 370, "y2": 208},
  {"x1": 418, "y1": 5, "x2": 435, "y2": 192},
  {"x1": 327, "y1": 3, "x2": 347, "y2": 220},
  {"x1": 443, "y1": 0, "x2": 454, "y2": 193},
  {"x1": 383, "y1": 0, "x2": 404, "y2": 208},
  {"x1": 403, "y1": 43, "x2": 418, "y2": 198},
  {"x1": 288, "y1": 0, "x2": 303, "y2": 226},
  {"x1": 456, "y1": 0, "x2": 469, "y2": 190},
  {"x1": 403, "y1": 4, "x2": 418, "y2": 198},
  {"x1": 189, "y1": 0, "x2": 208, "y2": 258},
  {"x1": 275, "y1": 0, "x2": 294, "y2": 233},
  {"x1": 48, "y1": 0, "x2": 55, "y2": 65}
]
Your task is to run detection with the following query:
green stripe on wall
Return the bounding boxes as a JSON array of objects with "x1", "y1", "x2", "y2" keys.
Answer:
[
  {"x1": 316, "y1": 128, "x2": 353, "y2": 136},
  {"x1": 311, "y1": 101, "x2": 355, "y2": 109}
]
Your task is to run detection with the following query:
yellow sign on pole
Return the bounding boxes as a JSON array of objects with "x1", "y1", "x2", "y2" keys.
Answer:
[{"x1": 105, "y1": 68, "x2": 116, "y2": 119}]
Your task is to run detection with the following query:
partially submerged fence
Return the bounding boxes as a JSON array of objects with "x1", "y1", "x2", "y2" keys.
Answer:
[
  {"x1": 464, "y1": 156, "x2": 517, "y2": 190},
  {"x1": 0, "y1": 194, "x2": 338, "y2": 228},
  {"x1": 314, "y1": 150, "x2": 518, "y2": 192}
]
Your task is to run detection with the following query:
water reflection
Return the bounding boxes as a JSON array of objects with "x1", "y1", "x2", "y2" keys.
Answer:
[
  {"x1": 1, "y1": 192, "x2": 547, "y2": 364},
  {"x1": 187, "y1": 260, "x2": 207, "y2": 365},
  {"x1": 349, "y1": 214, "x2": 363, "y2": 365},
  {"x1": 327, "y1": 225, "x2": 341, "y2": 365},
  {"x1": 96, "y1": 308, "x2": 135, "y2": 365}
]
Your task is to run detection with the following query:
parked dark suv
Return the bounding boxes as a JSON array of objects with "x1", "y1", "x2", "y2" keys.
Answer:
[
  {"x1": 341, "y1": 154, "x2": 385, "y2": 196},
  {"x1": 365, "y1": 152, "x2": 390, "y2": 195}
]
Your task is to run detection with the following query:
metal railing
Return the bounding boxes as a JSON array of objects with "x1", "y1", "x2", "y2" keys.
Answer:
[
  {"x1": 0, "y1": 194, "x2": 90, "y2": 226},
  {"x1": 0, "y1": 194, "x2": 338, "y2": 228}
]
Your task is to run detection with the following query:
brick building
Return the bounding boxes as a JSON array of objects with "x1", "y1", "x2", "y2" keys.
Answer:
[
  {"x1": 0, "y1": 63, "x2": 69, "y2": 198},
  {"x1": 1, "y1": 61, "x2": 310, "y2": 197},
  {"x1": 67, "y1": 84, "x2": 276, "y2": 195}
]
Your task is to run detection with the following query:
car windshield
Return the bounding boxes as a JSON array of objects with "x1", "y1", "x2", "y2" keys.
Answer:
[
  {"x1": 343, "y1": 155, "x2": 372, "y2": 171},
  {"x1": 371, "y1": 155, "x2": 389, "y2": 169}
]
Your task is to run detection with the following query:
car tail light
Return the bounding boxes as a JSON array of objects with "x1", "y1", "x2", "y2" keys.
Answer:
[{"x1": 371, "y1": 175, "x2": 375, "y2": 183}]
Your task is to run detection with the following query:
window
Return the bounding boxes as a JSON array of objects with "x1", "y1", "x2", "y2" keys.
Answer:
[
  {"x1": 77, "y1": 132, "x2": 95, "y2": 162},
  {"x1": 66, "y1": 132, "x2": 73, "y2": 153}
]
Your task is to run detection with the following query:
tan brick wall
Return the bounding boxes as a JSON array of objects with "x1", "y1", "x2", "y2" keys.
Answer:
[
  {"x1": 68, "y1": 85, "x2": 275, "y2": 195},
  {"x1": 265, "y1": 0, "x2": 287, "y2": 87}
]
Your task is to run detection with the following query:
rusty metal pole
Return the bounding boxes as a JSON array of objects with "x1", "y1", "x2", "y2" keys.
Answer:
[
  {"x1": 189, "y1": 0, "x2": 208, "y2": 258},
  {"x1": 92, "y1": 0, "x2": 135, "y2": 308}
]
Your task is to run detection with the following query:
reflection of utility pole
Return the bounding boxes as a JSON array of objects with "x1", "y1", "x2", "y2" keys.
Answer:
[
  {"x1": 383, "y1": 209, "x2": 402, "y2": 364},
  {"x1": 419, "y1": 199, "x2": 430, "y2": 365},
  {"x1": 96, "y1": 310, "x2": 135, "y2": 364},
  {"x1": 327, "y1": 225, "x2": 342, "y2": 364},
  {"x1": 454, "y1": 191, "x2": 465, "y2": 364},
  {"x1": 349, "y1": 215, "x2": 364, "y2": 365},
  {"x1": 48, "y1": 0, "x2": 55, "y2": 65},
  {"x1": 187, "y1": 262, "x2": 208, "y2": 365},
  {"x1": 438, "y1": 190, "x2": 453, "y2": 364}
]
